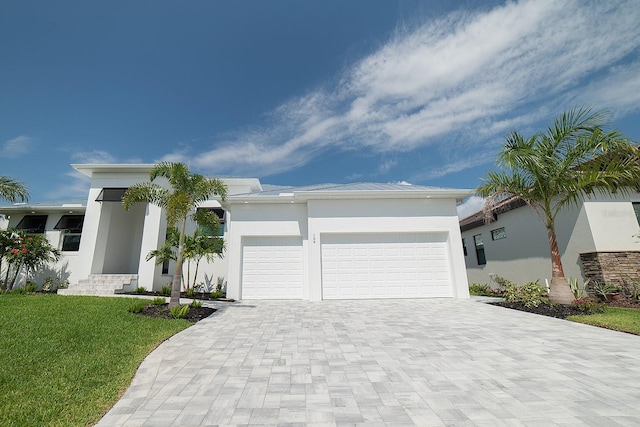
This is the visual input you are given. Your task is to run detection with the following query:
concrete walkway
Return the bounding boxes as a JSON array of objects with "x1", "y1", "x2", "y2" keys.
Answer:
[{"x1": 98, "y1": 299, "x2": 640, "y2": 426}]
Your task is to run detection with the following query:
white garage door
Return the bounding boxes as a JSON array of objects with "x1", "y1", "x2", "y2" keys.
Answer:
[
  {"x1": 241, "y1": 236, "x2": 303, "y2": 299},
  {"x1": 321, "y1": 233, "x2": 453, "y2": 299}
]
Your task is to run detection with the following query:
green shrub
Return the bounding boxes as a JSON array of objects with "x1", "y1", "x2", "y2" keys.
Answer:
[
  {"x1": 572, "y1": 298, "x2": 606, "y2": 314},
  {"x1": 190, "y1": 300, "x2": 202, "y2": 308},
  {"x1": 210, "y1": 290, "x2": 225, "y2": 299},
  {"x1": 503, "y1": 279, "x2": 548, "y2": 308},
  {"x1": 587, "y1": 281, "x2": 620, "y2": 301},
  {"x1": 621, "y1": 281, "x2": 640, "y2": 300},
  {"x1": 25, "y1": 282, "x2": 38, "y2": 293},
  {"x1": 169, "y1": 305, "x2": 190, "y2": 319},
  {"x1": 468, "y1": 283, "x2": 492, "y2": 296},
  {"x1": 160, "y1": 285, "x2": 172, "y2": 296},
  {"x1": 186, "y1": 288, "x2": 195, "y2": 297},
  {"x1": 150, "y1": 297, "x2": 166, "y2": 305},
  {"x1": 11, "y1": 288, "x2": 25, "y2": 295},
  {"x1": 568, "y1": 277, "x2": 588, "y2": 300},
  {"x1": 134, "y1": 286, "x2": 147, "y2": 294},
  {"x1": 127, "y1": 300, "x2": 147, "y2": 313}
]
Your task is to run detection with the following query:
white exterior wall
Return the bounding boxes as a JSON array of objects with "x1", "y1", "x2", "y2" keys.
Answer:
[
  {"x1": 4, "y1": 212, "x2": 85, "y2": 286},
  {"x1": 583, "y1": 195, "x2": 640, "y2": 251},
  {"x1": 462, "y1": 193, "x2": 640, "y2": 286},
  {"x1": 225, "y1": 197, "x2": 469, "y2": 301},
  {"x1": 225, "y1": 202, "x2": 308, "y2": 300}
]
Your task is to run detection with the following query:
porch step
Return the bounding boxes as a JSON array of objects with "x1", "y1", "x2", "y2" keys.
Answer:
[{"x1": 58, "y1": 274, "x2": 139, "y2": 296}]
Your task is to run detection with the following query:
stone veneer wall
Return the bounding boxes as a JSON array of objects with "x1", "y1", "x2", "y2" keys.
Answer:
[{"x1": 580, "y1": 251, "x2": 640, "y2": 286}]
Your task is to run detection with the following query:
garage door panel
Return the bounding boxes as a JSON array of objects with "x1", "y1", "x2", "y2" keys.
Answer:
[
  {"x1": 242, "y1": 236, "x2": 303, "y2": 299},
  {"x1": 321, "y1": 233, "x2": 453, "y2": 299}
]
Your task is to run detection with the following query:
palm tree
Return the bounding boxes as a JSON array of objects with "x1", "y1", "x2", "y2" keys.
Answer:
[
  {"x1": 122, "y1": 162, "x2": 227, "y2": 307},
  {"x1": 477, "y1": 107, "x2": 640, "y2": 304},
  {"x1": 0, "y1": 176, "x2": 28, "y2": 203}
]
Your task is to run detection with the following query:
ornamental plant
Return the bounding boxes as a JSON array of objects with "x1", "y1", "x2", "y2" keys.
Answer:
[{"x1": 2, "y1": 231, "x2": 60, "y2": 290}]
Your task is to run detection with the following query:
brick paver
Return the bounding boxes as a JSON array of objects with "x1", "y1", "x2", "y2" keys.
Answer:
[{"x1": 97, "y1": 299, "x2": 640, "y2": 426}]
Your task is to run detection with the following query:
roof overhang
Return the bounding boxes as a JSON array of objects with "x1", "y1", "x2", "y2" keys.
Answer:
[
  {"x1": 72, "y1": 164, "x2": 155, "y2": 177},
  {"x1": 223, "y1": 188, "x2": 474, "y2": 205}
]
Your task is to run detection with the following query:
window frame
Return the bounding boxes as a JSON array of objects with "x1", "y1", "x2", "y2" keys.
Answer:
[
  {"x1": 15, "y1": 215, "x2": 48, "y2": 234},
  {"x1": 473, "y1": 234, "x2": 486, "y2": 265},
  {"x1": 491, "y1": 227, "x2": 506, "y2": 241}
]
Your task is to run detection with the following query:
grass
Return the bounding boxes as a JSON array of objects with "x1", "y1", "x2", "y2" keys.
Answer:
[
  {"x1": 0, "y1": 294, "x2": 191, "y2": 427},
  {"x1": 568, "y1": 307, "x2": 640, "y2": 335}
]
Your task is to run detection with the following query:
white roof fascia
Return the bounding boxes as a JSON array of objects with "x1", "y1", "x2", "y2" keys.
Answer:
[
  {"x1": 72, "y1": 164, "x2": 156, "y2": 177},
  {"x1": 292, "y1": 189, "x2": 474, "y2": 202}
]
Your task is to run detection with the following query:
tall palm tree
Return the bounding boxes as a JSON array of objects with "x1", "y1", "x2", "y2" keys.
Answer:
[
  {"x1": 477, "y1": 107, "x2": 640, "y2": 304},
  {"x1": 0, "y1": 176, "x2": 28, "y2": 203},
  {"x1": 122, "y1": 162, "x2": 227, "y2": 307}
]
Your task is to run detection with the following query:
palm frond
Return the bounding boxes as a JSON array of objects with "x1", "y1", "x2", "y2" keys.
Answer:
[{"x1": 0, "y1": 176, "x2": 29, "y2": 203}]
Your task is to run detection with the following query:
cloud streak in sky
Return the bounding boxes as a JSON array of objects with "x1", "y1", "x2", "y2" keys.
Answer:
[
  {"x1": 1, "y1": 135, "x2": 33, "y2": 158},
  {"x1": 171, "y1": 0, "x2": 640, "y2": 180}
]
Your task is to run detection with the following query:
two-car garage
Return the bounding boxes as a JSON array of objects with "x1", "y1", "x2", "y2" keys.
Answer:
[
  {"x1": 226, "y1": 183, "x2": 471, "y2": 301},
  {"x1": 240, "y1": 232, "x2": 455, "y2": 300}
]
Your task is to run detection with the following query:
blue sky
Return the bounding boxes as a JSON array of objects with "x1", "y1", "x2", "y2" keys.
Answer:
[{"x1": 2, "y1": 0, "x2": 640, "y2": 216}]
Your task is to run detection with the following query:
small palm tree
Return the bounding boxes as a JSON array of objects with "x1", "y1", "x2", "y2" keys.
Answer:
[
  {"x1": 122, "y1": 163, "x2": 227, "y2": 307},
  {"x1": 0, "y1": 176, "x2": 28, "y2": 203},
  {"x1": 477, "y1": 107, "x2": 640, "y2": 304}
]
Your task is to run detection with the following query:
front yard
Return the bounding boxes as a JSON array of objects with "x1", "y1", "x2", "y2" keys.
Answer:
[{"x1": 0, "y1": 294, "x2": 193, "y2": 426}]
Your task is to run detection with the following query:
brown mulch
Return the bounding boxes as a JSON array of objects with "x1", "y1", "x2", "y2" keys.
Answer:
[
  {"x1": 491, "y1": 301, "x2": 586, "y2": 319},
  {"x1": 492, "y1": 299, "x2": 640, "y2": 319},
  {"x1": 137, "y1": 304, "x2": 216, "y2": 322}
]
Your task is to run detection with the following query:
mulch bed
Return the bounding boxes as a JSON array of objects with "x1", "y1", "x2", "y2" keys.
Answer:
[
  {"x1": 137, "y1": 304, "x2": 217, "y2": 322},
  {"x1": 124, "y1": 290, "x2": 235, "y2": 302},
  {"x1": 491, "y1": 299, "x2": 640, "y2": 319},
  {"x1": 491, "y1": 301, "x2": 586, "y2": 319}
]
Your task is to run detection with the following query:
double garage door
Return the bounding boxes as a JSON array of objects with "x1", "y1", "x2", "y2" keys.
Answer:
[{"x1": 241, "y1": 233, "x2": 453, "y2": 299}]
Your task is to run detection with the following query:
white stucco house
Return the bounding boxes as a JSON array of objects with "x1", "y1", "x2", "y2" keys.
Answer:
[
  {"x1": 1, "y1": 164, "x2": 473, "y2": 300},
  {"x1": 460, "y1": 192, "x2": 640, "y2": 287}
]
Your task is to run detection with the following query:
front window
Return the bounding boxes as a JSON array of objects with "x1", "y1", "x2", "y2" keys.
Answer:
[
  {"x1": 633, "y1": 202, "x2": 640, "y2": 226},
  {"x1": 474, "y1": 234, "x2": 486, "y2": 265},
  {"x1": 54, "y1": 215, "x2": 84, "y2": 252},
  {"x1": 491, "y1": 227, "x2": 506, "y2": 240},
  {"x1": 15, "y1": 215, "x2": 48, "y2": 234},
  {"x1": 197, "y1": 208, "x2": 225, "y2": 237}
]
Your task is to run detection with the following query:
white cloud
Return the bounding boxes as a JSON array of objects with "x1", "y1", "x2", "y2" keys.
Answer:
[
  {"x1": 171, "y1": 0, "x2": 640, "y2": 181},
  {"x1": 71, "y1": 150, "x2": 118, "y2": 164},
  {"x1": 1, "y1": 135, "x2": 33, "y2": 158},
  {"x1": 45, "y1": 170, "x2": 90, "y2": 200},
  {"x1": 457, "y1": 195, "x2": 485, "y2": 219}
]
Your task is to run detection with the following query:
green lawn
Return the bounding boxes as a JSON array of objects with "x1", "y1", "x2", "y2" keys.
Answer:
[
  {"x1": 0, "y1": 294, "x2": 191, "y2": 427},
  {"x1": 568, "y1": 307, "x2": 640, "y2": 335}
]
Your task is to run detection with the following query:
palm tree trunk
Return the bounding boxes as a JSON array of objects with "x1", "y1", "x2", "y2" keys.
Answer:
[
  {"x1": 546, "y1": 224, "x2": 574, "y2": 304},
  {"x1": 170, "y1": 219, "x2": 187, "y2": 308}
]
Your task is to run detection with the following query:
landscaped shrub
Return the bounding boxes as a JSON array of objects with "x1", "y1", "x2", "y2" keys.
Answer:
[
  {"x1": 621, "y1": 281, "x2": 640, "y2": 300},
  {"x1": 150, "y1": 297, "x2": 166, "y2": 305},
  {"x1": 587, "y1": 281, "x2": 620, "y2": 301},
  {"x1": 190, "y1": 300, "x2": 202, "y2": 308},
  {"x1": 127, "y1": 300, "x2": 147, "y2": 313},
  {"x1": 186, "y1": 288, "x2": 195, "y2": 297},
  {"x1": 503, "y1": 279, "x2": 548, "y2": 308},
  {"x1": 210, "y1": 290, "x2": 225, "y2": 299},
  {"x1": 573, "y1": 298, "x2": 606, "y2": 314},
  {"x1": 169, "y1": 305, "x2": 190, "y2": 319},
  {"x1": 160, "y1": 285, "x2": 172, "y2": 296},
  {"x1": 24, "y1": 282, "x2": 38, "y2": 293},
  {"x1": 492, "y1": 275, "x2": 512, "y2": 294},
  {"x1": 568, "y1": 277, "x2": 588, "y2": 300},
  {"x1": 468, "y1": 283, "x2": 492, "y2": 296},
  {"x1": 41, "y1": 277, "x2": 69, "y2": 292},
  {"x1": 134, "y1": 286, "x2": 147, "y2": 294}
]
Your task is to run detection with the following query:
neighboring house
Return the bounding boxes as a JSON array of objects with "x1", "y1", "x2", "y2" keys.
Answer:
[
  {"x1": 460, "y1": 192, "x2": 640, "y2": 288},
  {"x1": 0, "y1": 164, "x2": 473, "y2": 300}
]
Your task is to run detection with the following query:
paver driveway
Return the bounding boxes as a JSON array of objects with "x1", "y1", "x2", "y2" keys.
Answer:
[{"x1": 98, "y1": 299, "x2": 640, "y2": 426}]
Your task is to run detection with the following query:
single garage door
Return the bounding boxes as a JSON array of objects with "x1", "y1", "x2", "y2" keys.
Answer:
[
  {"x1": 321, "y1": 233, "x2": 453, "y2": 299},
  {"x1": 241, "y1": 236, "x2": 303, "y2": 299}
]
